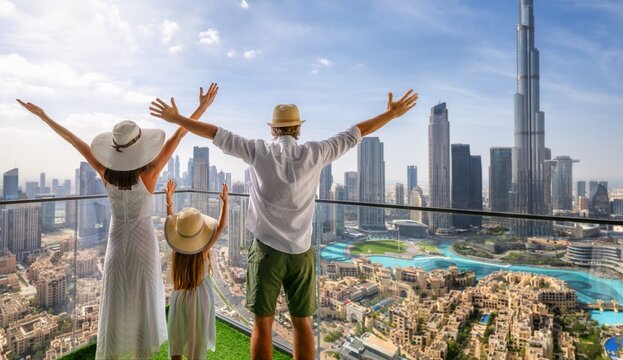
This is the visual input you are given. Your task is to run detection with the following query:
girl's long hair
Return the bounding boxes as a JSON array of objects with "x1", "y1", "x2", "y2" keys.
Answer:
[
  {"x1": 171, "y1": 249, "x2": 213, "y2": 290},
  {"x1": 103, "y1": 163, "x2": 153, "y2": 188}
]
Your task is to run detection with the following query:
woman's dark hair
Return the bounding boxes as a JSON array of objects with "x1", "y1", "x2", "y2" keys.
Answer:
[{"x1": 104, "y1": 163, "x2": 153, "y2": 188}]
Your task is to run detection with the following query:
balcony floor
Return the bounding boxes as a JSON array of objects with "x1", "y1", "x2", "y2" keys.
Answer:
[{"x1": 60, "y1": 317, "x2": 293, "y2": 360}]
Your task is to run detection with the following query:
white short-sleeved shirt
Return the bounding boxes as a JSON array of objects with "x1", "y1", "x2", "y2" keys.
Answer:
[{"x1": 213, "y1": 126, "x2": 362, "y2": 254}]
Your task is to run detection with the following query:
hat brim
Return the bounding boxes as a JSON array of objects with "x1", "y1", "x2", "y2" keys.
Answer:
[
  {"x1": 91, "y1": 128, "x2": 165, "y2": 171},
  {"x1": 164, "y1": 213, "x2": 218, "y2": 254},
  {"x1": 266, "y1": 119, "x2": 306, "y2": 127}
]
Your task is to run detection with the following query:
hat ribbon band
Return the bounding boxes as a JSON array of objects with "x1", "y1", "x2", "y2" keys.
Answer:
[
  {"x1": 111, "y1": 128, "x2": 142, "y2": 153},
  {"x1": 177, "y1": 223, "x2": 205, "y2": 239}
]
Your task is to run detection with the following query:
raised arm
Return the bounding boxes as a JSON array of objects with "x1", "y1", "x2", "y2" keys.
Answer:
[
  {"x1": 164, "y1": 180, "x2": 177, "y2": 217},
  {"x1": 16, "y1": 99, "x2": 106, "y2": 178},
  {"x1": 150, "y1": 97, "x2": 218, "y2": 140},
  {"x1": 143, "y1": 83, "x2": 219, "y2": 191},
  {"x1": 207, "y1": 183, "x2": 228, "y2": 250},
  {"x1": 355, "y1": 90, "x2": 418, "y2": 136}
]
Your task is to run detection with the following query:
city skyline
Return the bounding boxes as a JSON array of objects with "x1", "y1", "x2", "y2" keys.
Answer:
[{"x1": 0, "y1": 1, "x2": 622, "y2": 187}]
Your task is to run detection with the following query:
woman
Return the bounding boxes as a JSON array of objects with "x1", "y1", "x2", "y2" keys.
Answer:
[{"x1": 16, "y1": 83, "x2": 218, "y2": 359}]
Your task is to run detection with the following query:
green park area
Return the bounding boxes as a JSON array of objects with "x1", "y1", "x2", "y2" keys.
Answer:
[
  {"x1": 350, "y1": 239, "x2": 407, "y2": 256},
  {"x1": 417, "y1": 243, "x2": 440, "y2": 254}
]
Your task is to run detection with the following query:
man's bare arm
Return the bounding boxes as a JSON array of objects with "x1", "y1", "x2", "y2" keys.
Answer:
[{"x1": 356, "y1": 90, "x2": 418, "y2": 136}]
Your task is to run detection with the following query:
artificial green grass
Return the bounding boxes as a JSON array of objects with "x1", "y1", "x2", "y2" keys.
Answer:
[
  {"x1": 350, "y1": 239, "x2": 406, "y2": 255},
  {"x1": 60, "y1": 318, "x2": 292, "y2": 360}
]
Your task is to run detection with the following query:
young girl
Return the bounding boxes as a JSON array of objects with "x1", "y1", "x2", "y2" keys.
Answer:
[
  {"x1": 163, "y1": 179, "x2": 228, "y2": 360},
  {"x1": 16, "y1": 83, "x2": 219, "y2": 359}
]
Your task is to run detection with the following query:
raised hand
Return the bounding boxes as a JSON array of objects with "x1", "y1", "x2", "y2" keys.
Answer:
[
  {"x1": 164, "y1": 179, "x2": 177, "y2": 198},
  {"x1": 219, "y1": 183, "x2": 228, "y2": 203},
  {"x1": 386, "y1": 90, "x2": 418, "y2": 119},
  {"x1": 198, "y1": 83, "x2": 219, "y2": 112},
  {"x1": 150, "y1": 98, "x2": 180, "y2": 123},
  {"x1": 16, "y1": 99, "x2": 47, "y2": 119}
]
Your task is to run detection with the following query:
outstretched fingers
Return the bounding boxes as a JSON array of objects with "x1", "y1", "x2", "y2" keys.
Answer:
[{"x1": 398, "y1": 89, "x2": 414, "y2": 103}]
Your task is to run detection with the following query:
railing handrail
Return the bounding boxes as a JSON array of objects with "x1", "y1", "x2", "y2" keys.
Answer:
[{"x1": 1, "y1": 190, "x2": 622, "y2": 226}]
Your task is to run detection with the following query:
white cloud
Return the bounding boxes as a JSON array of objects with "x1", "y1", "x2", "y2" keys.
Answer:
[
  {"x1": 0, "y1": 54, "x2": 153, "y2": 103},
  {"x1": 317, "y1": 58, "x2": 332, "y2": 66},
  {"x1": 243, "y1": 50, "x2": 258, "y2": 59},
  {"x1": 198, "y1": 28, "x2": 220, "y2": 45},
  {"x1": 169, "y1": 45, "x2": 183, "y2": 54},
  {"x1": 0, "y1": 0, "x2": 16, "y2": 18},
  {"x1": 160, "y1": 19, "x2": 180, "y2": 44},
  {"x1": 227, "y1": 49, "x2": 237, "y2": 58},
  {"x1": 310, "y1": 57, "x2": 333, "y2": 74},
  {"x1": 240, "y1": 0, "x2": 249, "y2": 9}
]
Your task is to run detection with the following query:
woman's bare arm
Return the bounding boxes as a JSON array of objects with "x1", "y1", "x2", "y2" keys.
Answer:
[{"x1": 16, "y1": 99, "x2": 106, "y2": 179}]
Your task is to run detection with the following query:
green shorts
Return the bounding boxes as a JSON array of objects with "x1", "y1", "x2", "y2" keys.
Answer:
[{"x1": 246, "y1": 239, "x2": 317, "y2": 317}]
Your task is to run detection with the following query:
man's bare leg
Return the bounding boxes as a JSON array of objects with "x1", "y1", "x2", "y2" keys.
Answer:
[
  {"x1": 291, "y1": 316, "x2": 314, "y2": 360},
  {"x1": 251, "y1": 315, "x2": 274, "y2": 360}
]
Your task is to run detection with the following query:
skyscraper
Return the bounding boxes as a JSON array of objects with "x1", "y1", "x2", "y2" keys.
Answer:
[
  {"x1": 228, "y1": 203, "x2": 242, "y2": 267},
  {"x1": 319, "y1": 165, "x2": 333, "y2": 233},
  {"x1": 78, "y1": 162, "x2": 109, "y2": 240},
  {"x1": 192, "y1": 147, "x2": 210, "y2": 214},
  {"x1": 395, "y1": 183, "x2": 405, "y2": 206},
  {"x1": 3, "y1": 168, "x2": 19, "y2": 200},
  {"x1": 39, "y1": 172, "x2": 47, "y2": 193},
  {"x1": 469, "y1": 155, "x2": 483, "y2": 227},
  {"x1": 576, "y1": 181, "x2": 586, "y2": 200},
  {"x1": 451, "y1": 145, "x2": 482, "y2": 228},
  {"x1": 428, "y1": 103, "x2": 451, "y2": 232},
  {"x1": 407, "y1": 165, "x2": 418, "y2": 200},
  {"x1": 332, "y1": 185, "x2": 346, "y2": 237},
  {"x1": 511, "y1": 0, "x2": 549, "y2": 236},
  {"x1": 489, "y1": 147, "x2": 512, "y2": 212},
  {"x1": 357, "y1": 137, "x2": 385, "y2": 230},
  {"x1": 0, "y1": 205, "x2": 41, "y2": 261},
  {"x1": 344, "y1": 171, "x2": 358, "y2": 220},
  {"x1": 546, "y1": 156, "x2": 579, "y2": 211},
  {"x1": 174, "y1": 155, "x2": 181, "y2": 183}
]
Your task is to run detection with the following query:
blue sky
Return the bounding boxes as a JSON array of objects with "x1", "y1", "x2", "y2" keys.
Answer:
[{"x1": 1, "y1": 0, "x2": 622, "y2": 190}]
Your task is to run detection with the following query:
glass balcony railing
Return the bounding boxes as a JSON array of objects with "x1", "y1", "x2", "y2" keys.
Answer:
[{"x1": 1, "y1": 192, "x2": 623, "y2": 359}]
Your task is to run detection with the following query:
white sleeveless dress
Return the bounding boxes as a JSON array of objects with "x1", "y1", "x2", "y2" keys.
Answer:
[
  {"x1": 96, "y1": 178, "x2": 167, "y2": 359},
  {"x1": 168, "y1": 273, "x2": 217, "y2": 359}
]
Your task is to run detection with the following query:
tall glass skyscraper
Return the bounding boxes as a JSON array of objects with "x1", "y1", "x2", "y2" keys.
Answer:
[
  {"x1": 428, "y1": 103, "x2": 451, "y2": 232},
  {"x1": 511, "y1": 0, "x2": 549, "y2": 235},
  {"x1": 547, "y1": 156, "x2": 578, "y2": 211},
  {"x1": 451, "y1": 145, "x2": 482, "y2": 228},
  {"x1": 357, "y1": 137, "x2": 385, "y2": 230},
  {"x1": 319, "y1": 164, "x2": 333, "y2": 233},
  {"x1": 407, "y1": 165, "x2": 417, "y2": 199},
  {"x1": 2, "y1": 168, "x2": 19, "y2": 200},
  {"x1": 489, "y1": 148, "x2": 512, "y2": 212}
]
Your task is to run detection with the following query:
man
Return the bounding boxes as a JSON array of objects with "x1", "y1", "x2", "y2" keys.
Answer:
[{"x1": 150, "y1": 89, "x2": 418, "y2": 359}]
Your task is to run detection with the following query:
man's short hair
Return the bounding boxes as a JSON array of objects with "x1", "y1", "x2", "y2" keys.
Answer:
[{"x1": 271, "y1": 125, "x2": 301, "y2": 140}]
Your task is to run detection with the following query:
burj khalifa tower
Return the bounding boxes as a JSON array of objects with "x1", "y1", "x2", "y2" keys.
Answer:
[{"x1": 510, "y1": 0, "x2": 549, "y2": 236}]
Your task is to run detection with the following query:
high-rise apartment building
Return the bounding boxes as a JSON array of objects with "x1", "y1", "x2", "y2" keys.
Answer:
[
  {"x1": 547, "y1": 156, "x2": 578, "y2": 211},
  {"x1": 332, "y1": 185, "x2": 346, "y2": 237},
  {"x1": 407, "y1": 165, "x2": 418, "y2": 200},
  {"x1": 344, "y1": 171, "x2": 358, "y2": 221},
  {"x1": 3, "y1": 168, "x2": 19, "y2": 200},
  {"x1": 489, "y1": 147, "x2": 512, "y2": 212},
  {"x1": 0, "y1": 205, "x2": 42, "y2": 261},
  {"x1": 576, "y1": 181, "x2": 586, "y2": 202},
  {"x1": 192, "y1": 147, "x2": 210, "y2": 214},
  {"x1": 357, "y1": 137, "x2": 385, "y2": 230},
  {"x1": 77, "y1": 162, "x2": 109, "y2": 240},
  {"x1": 428, "y1": 103, "x2": 451, "y2": 232},
  {"x1": 319, "y1": 165, "x2": 333, "y2": 233},
  {"x1": 451, "y1": 145, "x2": 482, "y2": 228}
]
